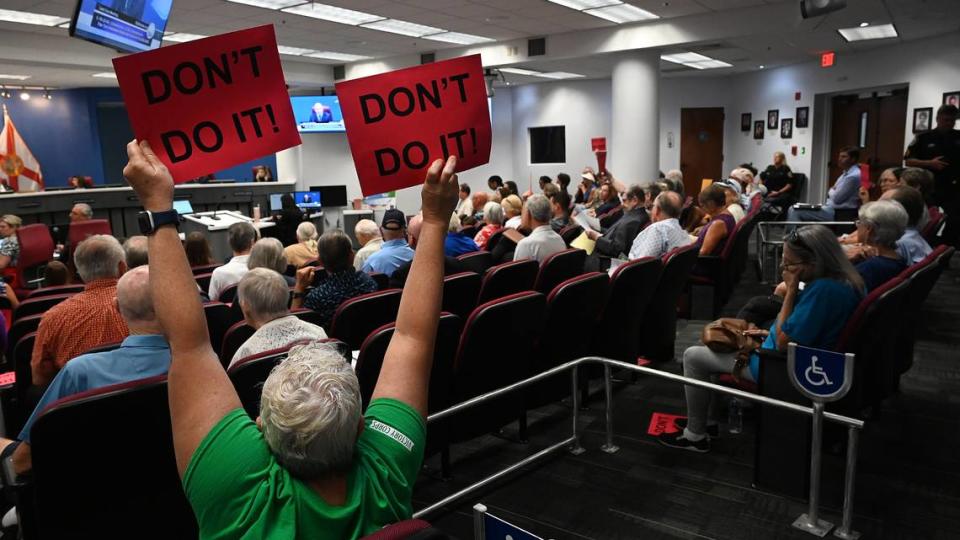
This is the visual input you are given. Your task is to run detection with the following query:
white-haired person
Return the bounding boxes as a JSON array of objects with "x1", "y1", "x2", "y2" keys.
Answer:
[
  {"x1": 514, "y1": 194, "x2": 566, "y2": 264},
  {"x1": 353, "y1": 219, "x2": 382, "y2": 270},
  {"x1": 660, "y1": 225, "x2": 863, "y2": 452},
  {"x1": 229, "y1": 268, "x2": 327, "y2": 367},
  {"x1": 851, "y1": 200, "x2": 908, "y2": 292},
  {"x1": 473, "y1": 201, "x2": 504, "y2": 249},
  {"x1": 284, "y1": 222, "x2": 319, "y2": 268},
  {"x1": 664, "y1": 169, "x2": 685, "y2": 198},
  {"x1": 248, "y1": 237, "x2": 295, "y2": 286},
  {"x1": 123, "y1": 139, "x2": 461, "y2": 537}
]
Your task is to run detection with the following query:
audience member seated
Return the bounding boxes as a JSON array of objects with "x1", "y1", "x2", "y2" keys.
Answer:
[
  {"x1": 407, "y1": 213, "x2": 423, "y2": 249},
  {"x1": 284, "y1": 222, "x2": 319, "y2": 268},
  {"x1": 444, "y1": 213, "x2": 479, "y2": 257},
  {"x1": 501, "y1": 195, "x2": 523, "y2": 229},
  {"x1": 901, "y1": 167, "x2": 940, "y2": 222},
  {"x1": 362, "y1": 210, "x2": 415, "y2": 277},
  {"x1": 628, "y1": 192, "x2": 693, "y2": 260},
  {"x1": 844, "y1": 186, "x2": 931, "y2": 265},
  {"x1": 852, "y1": 200, "x2": 908, "y2": 291},
  {"x1": 272, "y1": 193, "x2": 305, "y2": 247},
  {"x1": 731, "y1": 167, "x2": 764, "y2": 204},
  {"x1": 185, "y1": 231, "x2": 215, "y2": 268},
  {"x1": 123, "y1": 235, "x2": 149, "y2": 268},
  {"x1": 230, "y1": 268, "x2": 327, "y2": 367},
  {"x1": 353, "y1": 219, "x2": 383, "y2": 271},
  {"x1": 538, "y1": 175, "x2": 552, "y2": 193},
  {"x1": 556, "y1": 173, "x2": 572, "y2": 202},
  {"x1": 473, "y1": 202, "x2": 504, "y2": 249},
  {"x1": 664, "y1": 169, "x2": 685, "y2": 198},
  {"x1": 487, "y1": 174, "x2": 504, "y2": 193},
  {"x1": 575, "y1": 171, "x2": 599, "y2": 208},
  {"x1": 122, "y1": 142, "x2": 458, "y2": 536},
  {"x1": 717, "y1": 179, "x2": 746, "y2": 222},
  {"x1": 70, "y1": 203, "x2": 93, "y2": 224},
  {"x1": 642, "y1": 182, "x2": 664, "y2": 211},
  {"x1": 470, "y1": 192, "x2": 489, "y2": 220},
  {"x1": 504, "y1": 180, "x2": 519, "y2": 197},
  {"x1": 31, "y1": 235, "x2": 130, "y2": 386},
  {"x1": 455, "y1": 183, "x2": 473, "y2": 218},
  {"x1": 594, "y1": 182, "x2": 621, "y2": 216},
  {"x1": 760, "y1": 152, "x2": 796, "y2": 209},
  {"x1": 297, "y1": 230, "x2": 378, "y2": 328},
  {"x1": 695, "y1": 184, "x2": 736, "y2": 257},
  {"x1": 0, "y1": 279, "x2": 18, "y2": 311},
  {"x1": 585, "y1": 185, "x2": 649, "y2": 259},
  {"x1": 549, "y1": 191, "x2": 572, "y2": 233},
  {"x1": 0, "y1": 214, "x2": 21, "y2": 271},
  {"x1": 1, "y1": 265, "x2": 168, "y2": 475},
  {"x1": 859, "y1": 167, "x2": 904, "y2": 205},
  {"x1": 42, "y1": 260, "x2": 71, "y2": 286},
  {"x1": 660, "y1": 225, "x2": 863, "y2": 452},
  {"x1": 209, "y1": 222, "x2": 257, "y2": 301},
  {"x1": 515, "y1": 194, "x2": 567, "y2": 264},
  {"x1": 249, "y1": 238, "x2": 295, "y2": 286},
  {"x1": 787, "y1": 146, "x2": 861, "y2": 223}
]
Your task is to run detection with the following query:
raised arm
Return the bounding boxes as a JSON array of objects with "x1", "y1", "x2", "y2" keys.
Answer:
[
  {"x1": 122, "y1": 140, "x2": 241, "y2": 476},
  {"x1": 370, "y1": 156, "x2": 458, "y2": 418}
]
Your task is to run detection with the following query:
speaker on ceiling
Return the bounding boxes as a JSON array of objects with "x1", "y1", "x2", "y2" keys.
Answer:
[{"x1": 800, "y1": 0, "x2": 847, "y2": 19}]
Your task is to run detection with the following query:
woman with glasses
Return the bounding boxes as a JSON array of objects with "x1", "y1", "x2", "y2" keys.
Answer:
[
  {"x1": 851, "y1": 201, "x2": 909, "y2": 291},
  {"x1": 659, "y1": 225, "x2": 863, "y2": 453}
]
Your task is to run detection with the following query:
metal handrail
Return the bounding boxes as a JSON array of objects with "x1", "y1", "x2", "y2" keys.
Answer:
[
  {"x1": 414, "y1": 355, "x2": 863, "y2": 538},
  {"x1": 756, "y1": 220, "x2": 857, "y2": 282}
]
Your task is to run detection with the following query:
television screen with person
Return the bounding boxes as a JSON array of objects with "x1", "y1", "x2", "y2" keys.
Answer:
[
  {"x1": 294, "y1": 191, "x2": 322, "y2": 209},
  {"x1": 70, "y1": 0, "x2": 173, "y2": 54},
  {"x1": 291, "y1": 96, "x2": 345, "y2": 133}
]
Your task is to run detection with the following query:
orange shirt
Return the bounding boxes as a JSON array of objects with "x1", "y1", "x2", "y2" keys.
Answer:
[{"x1": 31, "y1": 279, "x2": 129, "y2": 386}]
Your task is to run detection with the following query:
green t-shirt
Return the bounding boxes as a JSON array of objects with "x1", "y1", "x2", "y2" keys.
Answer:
[{"x1": 183, "y1": 398, "x2": 426, "y2": 539}]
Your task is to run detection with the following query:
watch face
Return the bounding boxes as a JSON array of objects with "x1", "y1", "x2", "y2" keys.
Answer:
[{"x1": 138, "y1": 212, "x2": 153, "y2": 234}]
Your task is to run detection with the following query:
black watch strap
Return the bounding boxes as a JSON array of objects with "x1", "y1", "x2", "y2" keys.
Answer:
[{"x1": 139, "y1": 209, "x2": 180, "y2": 235}]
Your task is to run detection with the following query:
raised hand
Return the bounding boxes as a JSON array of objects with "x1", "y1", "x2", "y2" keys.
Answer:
[
  {"x1": 421, "y1": 156, "x2": 459, "y2": 227},
  {"x1": 123, "y1": 140, "x2": 174, "y2": 212}
]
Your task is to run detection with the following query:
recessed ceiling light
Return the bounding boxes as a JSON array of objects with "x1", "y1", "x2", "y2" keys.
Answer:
[
  {"x1": 538, "y1": 71, "x2": 585, "y2": 79},
  {"x1": 277, "y1": 45, "x2": 315, "y2": 56},
  {"x1": 422, "y1": 32, "x2": 495, "y2": 45},
  {"x1": 360, "y1": 18, "x2": 444, "y2": 37},
  {"x1": 859, "y1": 21, "x2": 869, "y2": 27},
  {"x1": 304, "y1": 51, "x2": 372, "y2": 62},
  {"x1": 546, "y1": 0, "x2": 620, "y2": 9},
  {"x1": 225, "y1": 0, "x2": 307, "y2": 8},
  {"x1": 583, "y1": 3, "x2": 659, "y2": 23},
  {"x1": 759, "y1": 65, "x2": 765, "y2": 69},
  {"x1": 281, "y1": 3, "x2": 384, "y2": 25},
  {"x1": 661, "y1": 52, "x2": 730, "y2": 70},
  {"x1": 92, "y1": 72, "x2": 118, "y2": 79},
  {"x1": 164, "y1": 32, "x2": 207, "y2": 43},
  {"x1": 0, "y1": 74, "x2": 31, "y2": 81},
  {"x1": 0, "y1": 8, "x2": 70, "y2": 27},
  {"x1": 838, "y1": 23, "x2": 897, "y2": 42},
  {"x1": 19, "y1": 91, "x2": 30, "y2": 101},
  {"x1": 499, "y1": 67, "x2": 542, "y2": 76}
]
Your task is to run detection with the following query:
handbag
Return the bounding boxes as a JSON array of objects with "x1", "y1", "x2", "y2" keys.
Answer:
[{"x1": 701, "y1": 318, "x2": 763, "y2": 381}]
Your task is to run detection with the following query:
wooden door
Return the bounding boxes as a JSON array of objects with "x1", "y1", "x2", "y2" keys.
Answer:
[
  {"x1": 828, "y1": 89, "x2": 907, "y2": 187},
  {"x1": 680, "y1": 108, "x2": 725, "y2": 197}
]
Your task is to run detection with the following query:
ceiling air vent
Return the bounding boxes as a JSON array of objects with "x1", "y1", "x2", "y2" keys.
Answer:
[{"x1": 333, "y1": 65, "x2": 345, "y2": 80}]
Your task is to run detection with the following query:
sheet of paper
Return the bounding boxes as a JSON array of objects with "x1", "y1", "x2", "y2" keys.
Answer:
[
  {"x1": 570, "y1": 231, "x2": 595, "y2": 255},
  {"x1": 573, "y1": 211, "x2": 601, "y2": 233}
]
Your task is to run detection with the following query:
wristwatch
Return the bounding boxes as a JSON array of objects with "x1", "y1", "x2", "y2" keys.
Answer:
[{"x1": 137, "y1": 209, "x2": 180, "y2": 235}]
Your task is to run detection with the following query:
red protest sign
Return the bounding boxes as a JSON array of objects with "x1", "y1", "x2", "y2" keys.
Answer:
[
  {"x1": 113, "y1": 25, "x2": 300, "y2": 182},
  {"x1": 647, "y1": 412, "x2": 684, "y2": 436},
  {"x1": 335, "y1": 54, "x2": 491, "y2": 195},
  {"x1": 591, "y1": 137, "x2": 606, "y2": 152}
]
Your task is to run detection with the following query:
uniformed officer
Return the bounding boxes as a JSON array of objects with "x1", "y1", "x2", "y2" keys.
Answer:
[{"x1": 905, "y1": 104, "x2": 959, "y2": 244}]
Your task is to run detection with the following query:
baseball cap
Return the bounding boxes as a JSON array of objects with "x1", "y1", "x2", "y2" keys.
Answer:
[
  {"x1": 381, "y1": 209, "x2": 406, "y2": 230},
  {"x1": 581, "y1": 171, "x2": 596, "y2": 182},
  {"x1": 718, "y1": 179, "x2": 742, "y2": 195}
]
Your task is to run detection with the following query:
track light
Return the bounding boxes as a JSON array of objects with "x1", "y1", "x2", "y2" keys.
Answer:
[
  {"x1": 43, "y1": 88, "x2": 51, "y2": 100},
  {"x1": 19, "y1": 89, "x2": 29, "y2": 100},
  {"x1": 0, "y1": 87, "x2": 9, "y2": 99}
]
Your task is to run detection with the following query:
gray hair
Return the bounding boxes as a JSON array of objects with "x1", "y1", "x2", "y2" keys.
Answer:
[
  {"x1": 228, "y1": 222, "x2": 258, "y2": 254},
  {"x1": 664, "y1": 169, "x2": 685, "y2": 196},
  {"x1": 238, "y1": 268, "x2": 289, "y2": 322},
  {"x1": 73, "y1": 203, "x2": 93, "y2": 219},
  {"x1": 260, "y1": 341, "x2": 361, "y2": 478},
  {"x1": 116, "y1": 265, "x2": 154, "y2": 323},
  {"x1": 123, "y1": 235, "x2": 149, "y2": 269},
  {"x1": 482, "y1": 201, "x2": 504, "y2": 225},
  {"x1": 74, "y1": 234, "x2": 125, "y2": 282},
  {"x1": 859, "y1": 200, "x2": 908, "y2": 249},
  {"x1": 248, "y1": 237, "x2": 288, "y2": 273},
  {"x1": 448, "y1": 212, "x2": 461, "y2": 233},
  {"x1": 525, "y1": 194, "x2": 552, "y2": 223},
  {"x1": 354, "y1": 219, "x2": 380, "y2": 244},
  {"x1": 655, "y1": 191, "x2": 682, "y2": 218},
  {"x1": 296, "y1": 222, "x2": 318, "y2": 243},
  {"x1": 786, "y1": 225, "x2": 864, "y2": 292}
]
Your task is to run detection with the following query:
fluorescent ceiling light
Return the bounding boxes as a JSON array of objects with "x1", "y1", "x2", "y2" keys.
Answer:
[
  {"x1": 686, "y1": 59, "x2": 732, "y2": 70},
  {"x1": 838, "y1": 23, "x2": 897, "y2": 42},
  {"x1": 499, "y1": 67, "x2": 542, "y2": 76},
  {"x1": 92, "y1": 72, "x2": 117, "y2": 79},
  {"x1": 546, "y1": 0, "x2": 620, "y2": 9},
  {"x1": 164, "y1": 32, "x2": 207, "y2": 42},
  {"x1": 304, "y1": 51, "x2": 371, "y2": 62},
  {"x1": 281, "y1": 3, "x2": 384, "y2": 25},
  {"x1": 661, "y1": 51, "x2": 731, "y2": 70},
  {"x1": 584, "y1": 3, "x2": 659, "y2": 23},
  {"x1": 539, "y1": 71, "x2": 585, "y2": 79},
  {"x1": 360, "y1": 18, "x2": 443, "y2": 37},
  {"x1": 57, "y1": 21, "x2": 71, "y2": 28},
  {"x1": 225, "y1": 0, "x2": 306, "y2": 8},
  {"x1": 0, "y1": 74, "x2": 31, "y2": 81},
  {"x1": 0, "y1": 8, "x2": 70, "y2": 27},
  {"x1": 422, "y1": 32, "x2": 495, "y2": 45},
  {"x1": 277, "y1": 45, "x2": 315, "y2": 56}
]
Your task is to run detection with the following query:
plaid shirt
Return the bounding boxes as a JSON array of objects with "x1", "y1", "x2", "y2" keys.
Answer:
[{"x1": 31, "y1": 279, "x2": 129, "y2": 386}]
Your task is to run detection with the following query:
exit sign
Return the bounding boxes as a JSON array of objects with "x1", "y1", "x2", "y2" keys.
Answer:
[{"x1": 821, "y1": 51, "x2": 836, "y2": 67}]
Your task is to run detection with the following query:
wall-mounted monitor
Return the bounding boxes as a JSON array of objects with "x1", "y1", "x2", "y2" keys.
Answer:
[
  {"x1": 70, "y1": 0, "x2": 173, "y2": 54},
  {"x1": 269, "y1": 191, "x2": 322, "y2": 211},
  {"x1": 291, "y1": 96, "x2": 345, "y2": 133},
  {"x1": 310, "y1": 185, "x2": 348, "y2": 207}
]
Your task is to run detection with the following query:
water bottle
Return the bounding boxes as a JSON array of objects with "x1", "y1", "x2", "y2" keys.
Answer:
[
  {"x1": 728, "y1": 399, "x2": 743, "y2": 434},
  {"x1": 253, "y1": 204, "x2": 261, "y2": 223}
]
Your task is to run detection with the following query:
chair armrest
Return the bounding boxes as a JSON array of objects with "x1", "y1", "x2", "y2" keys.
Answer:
[{"x1": 693, "y1": 255, "x2": 722, "y2": 277}]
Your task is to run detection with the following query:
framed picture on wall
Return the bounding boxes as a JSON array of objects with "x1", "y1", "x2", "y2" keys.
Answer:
[
  {"x1": 767, "y1": 109, "x2": 779, "y2": 129},
  {"x1": 741, "y1": 113, "x2": 752, "y2": 132},
  {"x1": 796, "y1": 106, "x2": 809, "y2": 128},
  {"x1": 753, "y1": 120, "x2": 764, "y2": 140},
  {"x1": 780, "y1": 118, "x2": 793, "y2": 139},
  {"x1": 913, "y1": 107, "x2": 933, "y2": 133},
  {"x1": 944, "y1": 92, "x2": 960, "y2": 108}
]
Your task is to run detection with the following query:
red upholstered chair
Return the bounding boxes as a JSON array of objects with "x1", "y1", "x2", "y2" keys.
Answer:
[
  {"x1": 921, "y1": 210, "x2": 946, "y2": 245},
  {"x1": 637, "y1": 243, "x2": 699, "y2": 363},
  {"x1": 360, "y1": 519, "x2": 437, "y2": 540},
  {"x1": 191, "y1": 263, "x2": 221, "y2": 275},
  {"x1": 5, "y1": 314, "x2": 42, "y2": 364},
  {"x1": 203, "y1": 302, "x2": 242, "y2": 356},
  {"x1": 598, "y1": 204, "x2": 623, "y2": 228},
  {"x1": 219, "y1": 321, "x2": 256, "y2": 367},
  {"x1": 12, "y1": 293, "x2": 73, "y2": 323},
  {"x1": 329, "y1": 289, "x2": 403, "y2": 350},
  {"x1": 593, "y1": 257, "x2": 663, "y2": 364},
  {"x1": 67, "y1": 219, "x2": 112, "y2": 247},
  {"x1": 688, "y1": 210, "x2": 760, "y2": 319},
  {"x1": 893, "y1": 246, "x2": 952, "y2": 376},
  {"x1": 5, "y1": 332, "x2": 38, "y2": 435},
  {"x1": 476, "y1": 259, "x2": 538, "y2": 305},
  {"x1": 441, "y1": 272, "x2": 481, "y2": 320},
  {"x1": 25, "y1": 284, "x2": 84, "y2": 299},
  {"x1": 533, "y1": 248, "x2": 586, "y2": 294},
  {"x1": 217, "y1": 283, "x2": 239, "y2": 304},
  {"x1": 13, "y1": 224, "x2": 54, "y2": 292},
  {"x1": 455, "y1": 250, "x2": 494, "y2": 274},
  {"x1": 194, "y1": 272, "x2": 214, "y2": 294},
  {"x1": 26, "y1": 376, "x2": 199, "y2": 539}
]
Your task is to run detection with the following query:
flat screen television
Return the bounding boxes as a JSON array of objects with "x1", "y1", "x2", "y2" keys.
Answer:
[
  {"x1": 310, "y1": 185, "x2": 348, "y2": 207},
  {"x1": 70, "y1": 0, "x2": 173, "y2": 54},
  {"x1": 269, "y1": 191, "x2": 322, "y2": 211},
  {"x1": 291, "y1": 96, "x2": 346, "y2": 133}
]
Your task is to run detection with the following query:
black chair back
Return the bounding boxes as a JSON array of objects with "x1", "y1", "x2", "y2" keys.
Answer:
[
  {"x1": 455, "y1": 251, "x2": 494, "y2": 274},
  {"x1": 329, "y1": 289, "x2": 403, "y2": 350},
  {"x1": 217, "y1": 284, "x2": 239, "y2": 304},
  {"x1": 638, "y1": 243, "x2": 698, "y2": 362},
  {"x1": 559, "y1": 224, "x2": 583, "y2": 246},
  {"x1": 194, "y1": 272, "x2": 214, "y2": 293},
  {"x1": 290, "y1": 308, "x2": 326, "y2": 328},
  {"x1": 12, "y1": 294, "x2": 73, "y2": 323},
  {"x1": 25, "y1": 285, "x2": 84, "y2": 299},
  {"x1": 894, "y1": 246, "x2": 951, "y2": 375},
  {"x1": 534, "y1": 248, "x2": 585, "y2": 294},
  {"x1": 6, "y1": 314, "x2": 42, "y2": 363},
  {"x1": 219, "y1": 321, "x2": 256, "y2": 367},
  {"x1": 594, "y1": 257, "x2": 663, "y2": 362},
  {"x1": 6, "y1": 332, "x2": 38, "y2": 435},
  {"x1": 484, "y1": 229, "x2": 505, "y2": 252},
  {"x1": 476, "y1": 259, "x2": 538, "y2": 305},
  {"x1": 441, "y1": 272, "x2": 481, "y2": 320},
  {"x1": 368, "y1": 272, "x2": 390, "y2": 291},
  {"x1": 203, "y1": 302, "x2": 242, "y2": 356}
]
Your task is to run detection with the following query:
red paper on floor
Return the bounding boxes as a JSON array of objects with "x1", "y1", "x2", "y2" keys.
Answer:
[
  {"x1": 647, "y1": 412, "x2": 685, "y2": 436},
  {"x1": 0, "y1": 371, "x2": 15, "y2": 386}
]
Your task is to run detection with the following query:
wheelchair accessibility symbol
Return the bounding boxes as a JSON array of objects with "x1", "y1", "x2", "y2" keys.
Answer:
[{"x1": 787, "y1": 344, "x2": 854, "y2": 402}]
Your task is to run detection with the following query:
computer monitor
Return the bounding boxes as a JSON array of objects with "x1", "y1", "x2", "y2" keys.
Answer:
[
  {"x1": 173, "y1": 200, "x2": 194, "y2": 215},
  {"x1": 269, "y1": 193, "x2": 285, "y2": 212},
  {"x1": 293, "y1": 191, "x2": 322, "y2": 210},
  {"x1": 309, "y1": 185, "x2": 348, "y2": 208}
]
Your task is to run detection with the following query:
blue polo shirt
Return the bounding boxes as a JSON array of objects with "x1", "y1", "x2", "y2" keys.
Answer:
[
  {"x1": 361, "y1": 239, "x2": 414, "y2": 277},
  {"x1": 444, "y1": 232, "x2": 479, "y2": 257},
  {"x1": 19, "y1": 334, "x2": 171, "y2": 443}
]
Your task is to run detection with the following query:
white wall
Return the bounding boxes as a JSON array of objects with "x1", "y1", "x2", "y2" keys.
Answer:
[{"x1": 657, "y1": 77, "x2": 731, "y2": 174}]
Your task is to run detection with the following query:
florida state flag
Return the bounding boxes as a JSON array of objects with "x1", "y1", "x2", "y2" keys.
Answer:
[{"x1": 0, "y1": 106, "x2": 43, "y2": 192}]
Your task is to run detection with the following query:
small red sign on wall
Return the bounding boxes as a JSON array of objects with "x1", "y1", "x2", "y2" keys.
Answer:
[{"x1": 821, "y1": 51, "x2": 835, "y2": 67}]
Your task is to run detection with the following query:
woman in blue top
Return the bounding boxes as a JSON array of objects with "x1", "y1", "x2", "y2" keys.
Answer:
[
  {"x1": 660, "y1": 225, "x2": 864, "y2": 452},
  {"x1": 852, "y1": 200, "x2": 909, "y2": 292}
]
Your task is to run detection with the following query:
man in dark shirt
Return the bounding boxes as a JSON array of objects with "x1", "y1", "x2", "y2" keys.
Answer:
[
  {"x1": 293, "y1": 230, "x2": 377, "y2": 329},
  {"x1": 905, "y1": 104, "x2": 960, "y2": 244},
  {"x1": 584, "y1": 185, "x2": 649, "y2": 262}
]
